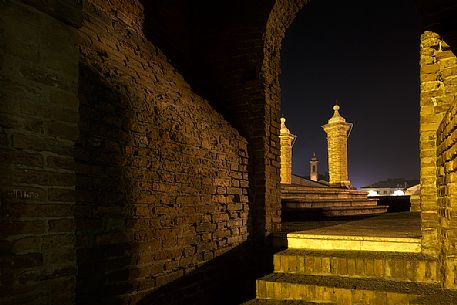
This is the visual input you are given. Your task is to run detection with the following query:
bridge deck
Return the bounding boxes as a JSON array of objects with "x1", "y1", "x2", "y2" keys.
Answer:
[{"x1": 280, "y1": 211, "x2": 421, "y2": 239}]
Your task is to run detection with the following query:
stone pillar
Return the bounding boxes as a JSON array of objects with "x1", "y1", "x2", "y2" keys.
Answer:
[
  {"x1": 310, "y1": 153, "x2": 319, "y2": 182},
  {"x1": 279, "y1": 118, "x2": 296, "y2": 184},
  {"x1": 322, "y1": 105, "x2": 353, "y2": 189}
]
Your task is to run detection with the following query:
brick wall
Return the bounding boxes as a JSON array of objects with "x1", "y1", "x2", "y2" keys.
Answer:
[
  {"x1": 438, "y1": 99, "x2": 457, "y2": 288},
  {"x1": 420, "y1": 31, "x2": 457, "y2": 258},
  {"x1": 76, "y1": 0, "x2": 250, "y2": 304},
  {"x1": 434, "y1": 33, "x2": 457, "y2": 288},
  {"x1": 0, "y1": 1, "x2": 81, "y2": 305},
  {"x1": 139, "y1": 0, "x2": 310, "y2": 240}
]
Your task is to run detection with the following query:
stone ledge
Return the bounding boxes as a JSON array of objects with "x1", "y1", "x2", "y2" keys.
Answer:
[{"x1": 287, "y1": 233, "x2": 421, "y2": 253}]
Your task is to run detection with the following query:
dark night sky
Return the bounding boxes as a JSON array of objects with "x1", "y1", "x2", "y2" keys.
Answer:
[{"x1": 281, "y1": 0, "x2": 421, "y2": 189}]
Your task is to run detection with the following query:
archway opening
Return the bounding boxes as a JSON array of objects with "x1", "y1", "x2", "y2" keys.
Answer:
[{"x1": 279, "y1": 0, "x2": 421, "y2": 234}]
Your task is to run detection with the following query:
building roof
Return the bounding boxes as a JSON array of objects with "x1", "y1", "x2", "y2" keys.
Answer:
[
  {"x1": 291, "y1": 174, "x2": 329, "y2": 188},
  {"x1": 362, "y1": 178, "x2": 419, "y2": 189}
]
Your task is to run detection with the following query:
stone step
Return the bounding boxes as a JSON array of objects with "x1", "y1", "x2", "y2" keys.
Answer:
[
  {"x1": 273, "y1": 249, "x2": 439, "y2": 284},
  {"x1": 256, "y1": 273, "x2": 448, "y2": 305},
  {"x1": 281, "y1": 186, "x2": 368, "y2": 196},
  {"x1": 287, "y1": 233, "x2": 421, "y2": 253},
  {"x1": 320, "y1": 205, "x2": 388, "y2": 217},
  {"x1": 282, "y1": 192, "x2": 369, "y2": 201},
  {"x1": 283, "y1": 200, "x2": 379, "y2": 209},
  {"x1": 282, "y1": 205, "x2": 388, "y2": 219},
  {"x1": 241, "y1": 299, "x2": 335, "y2": 305},
  {"x1": 282, "y1": 199, "x2": 377, "y2": 209}
]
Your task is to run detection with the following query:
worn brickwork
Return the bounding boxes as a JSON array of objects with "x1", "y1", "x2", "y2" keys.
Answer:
[
  {"x1": 0, "y1": 1, "x2": 80, "y2": 305},
  {"x1": 420, "y1": 32, "x2": 456, "y2": 257},
  {"x1": 76, "y1": 0, "x2": 249, "y2": 304},
  {"x1": 438, "y1": 102, "x2": 457, "y2": 288},
  {"x1": 435, "y1": 41, "x2": 457, "y2": 288}
]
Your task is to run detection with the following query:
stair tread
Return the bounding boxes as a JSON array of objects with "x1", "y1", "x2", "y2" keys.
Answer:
[
  {"x1": 258, "y1": 273, "x2": 441, "y2": 294},
  {"x1": 283, "y1": 205, "x2": 383, "y2": 210},
  {"x1": 275, "y1": 248, "x2": 435, "y2": 260},
  {"x1": 322, "y1": 206, "x2": 386, "y2": 211},
  {"x1": 283, "y1": 198, "x2": 377, "y2": 202},
  {"x1": 282, "y1": 186, "x2": 365, "y2": 192},
  {"x1": 241, "y1": 299, "x2": 334, "y2": 305}
]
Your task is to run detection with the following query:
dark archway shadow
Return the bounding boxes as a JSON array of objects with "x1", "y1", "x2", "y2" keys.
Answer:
[{"x1": 75, "y1": 64, "x2": 140, "y2": 305}]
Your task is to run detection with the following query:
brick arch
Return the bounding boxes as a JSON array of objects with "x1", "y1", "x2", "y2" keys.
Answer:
[
  {"x1": 136, "y1": 0, "x2": 311, "y2": 241},
  {"x1": 258, "y1": 0, "x2": 310, "y2": 236}
]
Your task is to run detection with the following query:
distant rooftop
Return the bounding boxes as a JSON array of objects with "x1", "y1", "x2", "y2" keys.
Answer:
[{"x1": 362, "y1": 178, "x2": 419, "y2": 189}]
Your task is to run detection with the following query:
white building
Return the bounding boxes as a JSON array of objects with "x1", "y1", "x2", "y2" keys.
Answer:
[{"x1": 361, "y1": 178, "x2": 419, "y2": 197}]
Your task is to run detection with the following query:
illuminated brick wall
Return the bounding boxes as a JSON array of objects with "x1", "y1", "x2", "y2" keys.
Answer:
[{"x1": 420, "y1": 31, "x2": 456, "y2": 259}]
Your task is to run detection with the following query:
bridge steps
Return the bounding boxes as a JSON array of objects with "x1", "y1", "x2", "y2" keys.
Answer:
[
  {"x1": 273, "y1": 249, "x2": 438, "y2": 284},
  {"x1": 241, "y1": 216, "x2": 456, "y2": 305},
  {"x1": 242, "y1": 299, "x2": 335, "y2": 305},
  {"x1": 281, "y1": 185, "x2": 388, "y2": 219},
  {"x1": 255, "y1": 273, "x2": 444, "y2": 305}
]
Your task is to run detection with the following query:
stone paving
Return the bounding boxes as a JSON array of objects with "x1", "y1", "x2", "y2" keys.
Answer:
[{"x1": 281, "y1": 212, "x2": 421, "y2": 238}]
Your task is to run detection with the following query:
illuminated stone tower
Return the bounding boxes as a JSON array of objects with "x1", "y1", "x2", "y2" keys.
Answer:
[
  {"x1": 310, "y1": 153, "x2": 318, "y2": 182},
  {"x1": 322, "y1": 105, "x2": 353, "y2": 188},
  {"x1": 279, "y1": 117, "x2": 296, "y2": 184}
]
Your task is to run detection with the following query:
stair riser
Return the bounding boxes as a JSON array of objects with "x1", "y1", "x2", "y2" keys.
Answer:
[
  {"x1": 282, "y1": 194, "x2": 370, "y2": 200},
  {"x1": 281, "y1": 187, "x2": 368, "y2": 195},
  {"x1": 256, "y1": 280, "x2": 419, "y2": 305},
  {"x1": 322, "y1": 208, "x2": 388, "y2": 217},
  {"x1": 283, "y1": 202, "x2": 379, "y2": 208},
  {"x1": 287, "y1": 235, "x2": 421, "y2": 253},
  {"x1": 273, "y1": 254, "x2": 439, "y2": 284}
]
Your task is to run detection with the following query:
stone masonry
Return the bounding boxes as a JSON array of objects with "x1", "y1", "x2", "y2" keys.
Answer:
[
  {"x1": 279, "y1": 118, "x2": 296, "y2": 184},
  {"x1": 322, "y1": 105, "x2": 353, "y2": 189}
]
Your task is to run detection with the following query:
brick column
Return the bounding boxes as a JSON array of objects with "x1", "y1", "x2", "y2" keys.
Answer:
[
  {"x1": 322, "y1": 105, "x2": 353, "y2": 189},
  {"x1": 279, "y1": 118, "x2": 296, "y2": 184}
]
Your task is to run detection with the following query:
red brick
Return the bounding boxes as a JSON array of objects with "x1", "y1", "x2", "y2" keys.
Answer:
[
  {"x1": 46, "y1": 155, "x2": 74, "y2": 170},
  {"x1": 48, "y1": 188, "x2": 75, "y2": 202},
  {"x1": 12, "y1": 169, "x2": 75, "y2": 186},
  {"x1": 0, "y1": 220, "x2": 46, "y2": 235}
]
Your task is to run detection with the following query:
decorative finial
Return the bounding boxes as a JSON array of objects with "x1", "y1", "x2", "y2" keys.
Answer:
[
  {"x1": 280, "y1": 117, "x2": 286, "y2": 124},
  {"x1": 333, "y1": 104, "x2": 340, "y2": 111}
]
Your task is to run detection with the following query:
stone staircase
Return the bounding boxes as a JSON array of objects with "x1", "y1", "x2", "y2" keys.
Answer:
[
  {"x1": 242, "y1": 231, "x2": 457, "y2": 305},
  {"x1": 281, "y1": 185, "x2": 388, "y2": 219}
]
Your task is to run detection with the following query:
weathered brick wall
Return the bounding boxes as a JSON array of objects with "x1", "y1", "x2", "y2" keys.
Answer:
[
  {"x1": 433, "y1": 30, "x2": 457, "y2": 288},
  {"x1": 438, "y1": 98, "x2": 457, "y2": 288},
  {"x1": 0, "y1": 1, "x2": 80, "y2": 305},
  {"x1": 420, "y1": 31, "x2": 457, "y2": 257},
  {"x1": 76, "y1": 0, "x2": 249, "y2": 304},
  {"x1": 140, "y1": 0, "x2": 310, "y2": 241}
]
